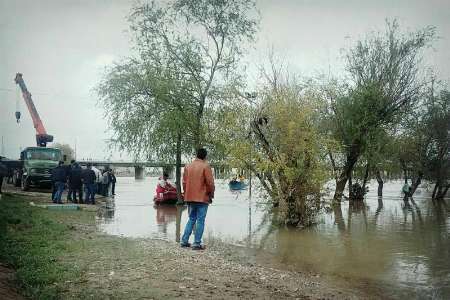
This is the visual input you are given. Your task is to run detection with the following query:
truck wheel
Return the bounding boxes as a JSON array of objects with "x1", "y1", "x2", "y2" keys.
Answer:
[{"x1": 21, "y1": 176, "x2": 30, "y2": 191}]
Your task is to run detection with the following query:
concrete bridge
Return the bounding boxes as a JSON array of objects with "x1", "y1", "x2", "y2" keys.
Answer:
[
  {"x1": 78, "y1": 160, "x2": 184, "y2": 179},
  {"x1": 78, "y1": 160, "x2": 227, "y2": 179}
]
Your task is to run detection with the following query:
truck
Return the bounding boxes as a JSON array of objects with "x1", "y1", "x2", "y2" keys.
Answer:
[
  {"x1": 10, "y1": 147, "x2": 62, "y2": 190},
  {"x1": 2, "y1": 73, "x2": 62, "y2": 191}
]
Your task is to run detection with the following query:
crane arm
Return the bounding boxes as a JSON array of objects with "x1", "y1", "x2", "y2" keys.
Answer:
[{"x1": 14, "y1": 73, "x2": 53, "y2": 147}]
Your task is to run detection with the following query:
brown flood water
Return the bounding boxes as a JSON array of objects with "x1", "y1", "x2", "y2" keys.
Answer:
[{"x1": 97, "y1": 177, "x2": 450, "y2": 299}]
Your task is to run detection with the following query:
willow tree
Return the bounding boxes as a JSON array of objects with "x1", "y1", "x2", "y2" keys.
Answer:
[
  {"x1": 97, "y1": 60, "x2": 196, "y2": 198},
  {"x1": 329, "y1": 20, "x2": 435, "y2": 203},
  {"x1": 98, "y1": 0, "x2": 257, "y2": 196},
  {"x1": 129, "y1": 0, "x2": 258, "y2": 149}
]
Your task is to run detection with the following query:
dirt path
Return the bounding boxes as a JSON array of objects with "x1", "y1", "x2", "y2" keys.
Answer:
[{"x1": 57, "y1": 223, "x2": 377, "y2": 299}]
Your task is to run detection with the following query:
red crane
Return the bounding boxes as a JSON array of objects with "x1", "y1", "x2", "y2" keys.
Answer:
[{"x1": 14, "y1": 73, "x2": 53, "y2": 147}]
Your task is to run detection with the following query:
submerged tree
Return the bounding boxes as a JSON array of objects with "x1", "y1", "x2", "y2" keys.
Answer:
[
  {"x1": 328, "y1": 20, "x2": 435, "y2": 203},
  {"x1": 399, "y1": 88, "x2": 450, "y2": 200},
  {"x1": 422, "y1": 90, "x2": 450, "y2": 200},
  {"x1": 226, "y1": 69, "x2": 327, "y2": 227}
]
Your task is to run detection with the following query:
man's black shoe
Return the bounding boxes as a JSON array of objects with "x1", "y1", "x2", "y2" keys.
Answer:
[
  {"x1": 192, "y1": 245, "x2": 206, "y2": 251},
  {"x1": 180, "y1": 242, "x2": 191, "y2": 248}
]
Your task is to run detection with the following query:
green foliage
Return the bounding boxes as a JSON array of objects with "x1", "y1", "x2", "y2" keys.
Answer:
[
  {"x1": 320, "y1": 20, "x2": 436, "y2": 201},
  {"x1": 97, "y1": 0, "x2": 258, "y2": 160},
  {"x1": 128, "y1": 0, "x2": 258, "y2": 149},
  {"x1": 97, "y1": 60, "x2": 195, "y2": 161},
  {"x1": 422, "y1": 90, "x2": 450, "y2": 183},
  {"x1": 399, "y1": 88, "x2": 450, "y2": 187},
  {"x1": 226, "y1": 74, "x2": 327, "y2": 227}
]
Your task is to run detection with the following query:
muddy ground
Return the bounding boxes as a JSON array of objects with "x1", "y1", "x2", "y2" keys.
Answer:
[
  {"x1": 0, "y1": 264, "x2": 24, "y2": 300},
  {"x1": 0, "y1": 188, "x2": 380, "y2": 299}
]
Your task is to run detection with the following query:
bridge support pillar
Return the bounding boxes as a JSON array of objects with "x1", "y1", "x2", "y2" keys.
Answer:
[{"x1": 135, "y1": 166, "x2": 144, "y2": 180}]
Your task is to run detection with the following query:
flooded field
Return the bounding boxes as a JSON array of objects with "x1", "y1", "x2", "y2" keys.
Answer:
[{"x1": 97, "y1": 177, "x2": 450, "y2": 299}]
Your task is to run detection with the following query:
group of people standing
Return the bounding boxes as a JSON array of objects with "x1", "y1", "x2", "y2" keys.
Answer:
[{"x1": 51, "y1": 160, "x2": 116, "y2": 205}]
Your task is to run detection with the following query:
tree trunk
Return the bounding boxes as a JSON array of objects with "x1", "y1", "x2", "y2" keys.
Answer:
[
  {"x1": 400, "y1": 159, "x2": 408, "y2": 184},
  {"x1": 437, "y1": 185, "x2": 450, "y2": 200},
  {"x1": 334, "y1": 177, "x2": 348, "y2": 203},
  {"x1": 434, "y1": 183, "x2": 449, "y2": 201},
  {"x1": 410, "y1": 172, "x2": 423, "y2": 196},
  {"x1": 362, "y1": 162, "x2": 370, "y2": 191},
  {"x1": 333, "y1": 145, "x2": 360, "y2": 203},
  {"x1": 333, "y1": 204, "x2": 346, "y2": 233},
  {"x1": 175, "y1": 131, "x2": 183, "y2": 205},
  {"x1": 328, "y1": 151, "x2": 338, "y2": 182},
  {"x1": 348, "y1": 172, "x2": 353, "y2": 200},
  {"x1": 375, "y1": 170, "x2": 383, "y2": 197},
  {"x1": 193, "y1": 96, "x2": 206, "y2": 149},
  {"x1": 431, "y1": 182, "x2": 439, "y2": 200},
  {"x1": 375, "y1": 196, "x2": 383, "y2": 217}
]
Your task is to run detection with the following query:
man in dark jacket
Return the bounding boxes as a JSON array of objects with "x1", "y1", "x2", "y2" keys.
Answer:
[
  {"x1": 68, "y1": 163, "x2": 83, "y2": 203},
  {"x1": 0, "y1": 162, "x2": 7, "y2": 194},
  {"x1": 66, "y1": 160, "x2": 76, "y2": 201},
  {"x1": 82, "y1": 164, "x2": 96, "y2": 204},
  {"x1": 51, "y1": 161, "x2": 67, "y2": 204},
  {"x1": 108, "y1": 170, "x2": 117, "y2": 196}
]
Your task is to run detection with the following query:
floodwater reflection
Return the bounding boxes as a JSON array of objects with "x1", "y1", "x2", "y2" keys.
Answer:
[{"x1": 96, "y1": 177, "x2": 450, "y2": 299}]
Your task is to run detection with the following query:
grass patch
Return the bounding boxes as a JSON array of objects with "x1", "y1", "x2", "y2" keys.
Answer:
[{"x1": 0, "y1": 194, "x2": 94, "y2": 299}]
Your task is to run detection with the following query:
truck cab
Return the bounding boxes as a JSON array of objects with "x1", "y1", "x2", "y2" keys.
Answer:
[{"x1": 14, "y1": 147, "x2": 62, "y2": 190}]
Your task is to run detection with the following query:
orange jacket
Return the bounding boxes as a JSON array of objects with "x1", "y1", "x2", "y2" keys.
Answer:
[{"x1": 182, "y1": 158, "x2": 215, "y2": 203}]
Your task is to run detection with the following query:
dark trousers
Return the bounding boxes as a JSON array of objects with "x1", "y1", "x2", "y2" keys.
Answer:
[
  {"x1": 53, "y1": 182, "x2": 65, "y2": 203},
  {"x1": 51, "y1": 182, "x2": 56, "y2": 200},
  {"x1": 0, "y1": 176, "x2": 3, "y2": 193},
  {"x1": 102, "y1": 183, "x2": 109, "y2": 196},
  {"x1": 69, "y1": 185, "x2": 83, "y2": 203},
  {"x1": 111, "y1": 182, "x2": 115, "y2": 195},
  {"x1": 84, "y1": 183, "x2": 95, "y2": 204},
  {"x1": 95, "y1": 183, "x2": 101, "y2": 195},
  {"x1": 67, "y1": 185, "x2": 73, "y2": 200}
]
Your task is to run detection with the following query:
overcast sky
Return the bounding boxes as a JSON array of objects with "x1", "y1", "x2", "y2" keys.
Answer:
[{"x1": 1, "y1": 0, "x2": 449, "y2": 160}]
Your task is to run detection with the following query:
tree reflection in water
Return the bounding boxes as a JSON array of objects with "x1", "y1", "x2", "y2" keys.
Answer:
[{"x1": 154, "y1": 204, "x2": 185, "y2": 238}]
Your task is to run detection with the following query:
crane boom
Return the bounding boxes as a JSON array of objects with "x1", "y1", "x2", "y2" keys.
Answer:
[{"x1": 14, "y1": 73, "x2": 53, "y2": 147}]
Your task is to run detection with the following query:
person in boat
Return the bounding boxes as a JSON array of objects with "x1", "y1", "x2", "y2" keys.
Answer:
[
  {"x1": 229, "y1": 176, "x2": 239, "y2": 185},
  {"x1": 156, "y1": 172, "x2": 178, "y2": 200}
]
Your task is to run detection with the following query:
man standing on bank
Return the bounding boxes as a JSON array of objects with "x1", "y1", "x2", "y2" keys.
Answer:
[{"x1": 181, "y1": 148, "x2": 215, "y2": 250}]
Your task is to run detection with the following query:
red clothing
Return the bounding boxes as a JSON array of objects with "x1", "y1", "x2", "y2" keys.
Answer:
[
  {"x1": 182, "y1": 158, "x2": 215, "y2": 203},
  {"x1": 155, "y1": 177, "x2": 178, "y2": 203},
  {"x1": 156, "y1": 177, "x2": 176, "y2": 194}
]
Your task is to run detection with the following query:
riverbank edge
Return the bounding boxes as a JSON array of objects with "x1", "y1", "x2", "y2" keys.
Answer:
[{"x1": 0, "y1": 193, "x2": 377, "y2": 299}]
